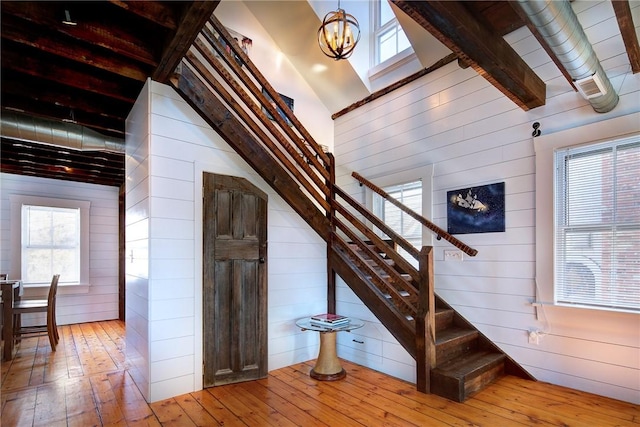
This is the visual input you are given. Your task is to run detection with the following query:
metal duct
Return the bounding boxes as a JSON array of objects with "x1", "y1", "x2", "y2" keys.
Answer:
[
  {"x1": 0, "y1": 111, "x2": 125, "y2": 153},
  {"x1": 518, "y1": 0, "x2": 618, "y2": 113}
]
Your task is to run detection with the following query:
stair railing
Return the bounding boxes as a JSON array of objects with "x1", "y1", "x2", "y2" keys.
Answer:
[
  {"x1": 190, "y1": 17, "x2": 333, "y2": 217},
  {"x1": 174, "y1": 16, "x2": 440, "y2": 393},
  {"x1": 332, "y1": 185, "x2": 436, "y2": 391},
  {"x1": 352, "y1": 172, "x2": 478, "y2": 257}
]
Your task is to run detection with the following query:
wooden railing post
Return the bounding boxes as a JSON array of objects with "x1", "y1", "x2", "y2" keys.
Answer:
[
  {"x1": 326, "y1": 153, "x2": 337, "y2": 314},
  {"x1": 416, "y1": 246, "x2": 436, "y2": 393}
]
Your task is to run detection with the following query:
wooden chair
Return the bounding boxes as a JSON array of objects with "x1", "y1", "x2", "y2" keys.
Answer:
[
  {"x1": 13, "y1": 274, "x2": 60, "y2": 351},
  {"x1": 0, "y1": 273, "x2": 6, "y2": 337}
]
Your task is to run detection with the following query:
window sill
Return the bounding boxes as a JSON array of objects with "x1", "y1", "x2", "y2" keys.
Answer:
[
  {"x1": 368, "y1": 48, "x2": 416, "y2": 81},
  {"x1": 22, "y1": 283, "x2": 90, "y2": 297},
  {"x1": 533, "y1": 301, "x2": 639, "y2": 315}
]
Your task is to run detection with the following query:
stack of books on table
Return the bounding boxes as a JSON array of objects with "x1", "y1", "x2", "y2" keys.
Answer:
[{"x1": 310, "y1": 313, "x2": 350, "y2": 328}]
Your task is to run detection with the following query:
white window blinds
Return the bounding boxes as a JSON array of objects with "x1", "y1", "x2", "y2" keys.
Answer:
[{"x1": 554, "y1": 136, "x2": 640, "y2": 312}]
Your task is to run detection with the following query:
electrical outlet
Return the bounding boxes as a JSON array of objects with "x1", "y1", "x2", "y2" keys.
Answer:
[
  {"x1": 444, "y1": 250, "x2": 463, "y2": 261},
  {"x1": 528, "y1": 330, "x2": 540, "y2": 345}
]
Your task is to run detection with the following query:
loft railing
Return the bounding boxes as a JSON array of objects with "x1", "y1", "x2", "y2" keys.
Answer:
[{"x1": 183, "y1": 16, "x2": 333, "y2": 226}]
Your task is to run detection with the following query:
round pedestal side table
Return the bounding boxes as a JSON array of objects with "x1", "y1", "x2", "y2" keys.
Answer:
[{"x1": 295, "y1": 317, "x2": 364, "y2": 381}]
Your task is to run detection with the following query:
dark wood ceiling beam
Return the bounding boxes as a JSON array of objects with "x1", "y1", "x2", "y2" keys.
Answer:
[
  {"x1": 392, "y1": 0, "x2": 546, "y2": 110},
  {"x1": 612, "y1": 0, "x2": 640, "y2": 74},
  {"x1": 108, "y1": 0, "x2": 179, "y2": 30},
  {"x1": 1, "y1": 138, "x2": 124, "y2": 187},
  {"x1": 1, "y1": 145, "x2": 124, "y2": 173},
  {"x1": 508, "y1": 1, "x2": 577, "y2": 92},
  {"x1": 466, "y1": 1, "x2": 524, "y2": 36},
  {"x1": 2, "y1": 50, "x2": 138, "y2": 104},
  {"x1": 0, "y1": 1, "x2": 159, "y2": 66},
  {"x1": 1, "y1": 16, "x2": 150, "y2": 82},
  {"x1": 2, "y1": 73, "x2": 130, "y2": 121},
  {"x1": 1, "y1": 94, "x2": 125, "y2": 138},
  {"x1": 153, "y1": 1, "x2": 220, "y2": 82}
]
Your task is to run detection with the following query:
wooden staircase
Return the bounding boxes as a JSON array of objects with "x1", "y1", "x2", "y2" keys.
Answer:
[
  {"x1": 334, "y1": 239, "x2": 530, "y2": 401},
  {"x1": 170, "y1": 16, "x2": 533, "y2": 402}
]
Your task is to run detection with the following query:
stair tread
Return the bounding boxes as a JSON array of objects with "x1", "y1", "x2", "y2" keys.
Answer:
[{"x1": 433, "y1": 350, "x2": 506, "y2": 379}]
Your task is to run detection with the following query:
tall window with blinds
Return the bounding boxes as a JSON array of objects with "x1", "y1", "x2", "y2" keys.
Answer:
[
  {"x1": 22, "y1": 205, "x2": 81, "y2": 284},
  {"x1": 554, "y1": 137, "x2": 640, "y2": 312}
]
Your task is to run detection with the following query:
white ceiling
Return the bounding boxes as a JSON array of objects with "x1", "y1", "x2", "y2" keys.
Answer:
[{"x1": 243, "y1": 0, "x2": 452, "y2": 114}]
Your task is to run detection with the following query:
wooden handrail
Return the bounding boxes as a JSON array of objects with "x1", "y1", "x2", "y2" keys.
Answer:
[
  {"x1": 332, "y1": 186, "x2": 420, "y2": 262},
  {"x1": 352, "y1": 172, "x2": 478, "y2": 257}
]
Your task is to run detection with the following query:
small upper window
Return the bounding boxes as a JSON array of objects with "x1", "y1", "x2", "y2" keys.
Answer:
[
  {"x1": 22, "y1": 205, "x2": 81, "y2": 284},
  {"x1": 373, "y1": 0, "x2": 411, "y2": 65},
  {"x1": 554, "y1": 137, "x2": 640, "y2": 311}
]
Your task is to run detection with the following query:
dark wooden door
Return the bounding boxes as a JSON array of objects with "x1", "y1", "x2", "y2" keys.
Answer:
[{"x1": 203, "y1": 173, "x2": 267, "y2": 387}]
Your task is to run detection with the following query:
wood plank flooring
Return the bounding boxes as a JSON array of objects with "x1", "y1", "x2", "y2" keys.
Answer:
[{"x1": 1, "y1": 320, "x2": 638, "y2": 426}]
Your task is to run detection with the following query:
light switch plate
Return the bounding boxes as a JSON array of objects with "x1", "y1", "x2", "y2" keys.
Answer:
[{"x1": 444, "y1": 250, "x2": 463, "y2": 261}]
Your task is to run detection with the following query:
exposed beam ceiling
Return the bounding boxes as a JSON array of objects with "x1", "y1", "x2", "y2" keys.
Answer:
[
  {"x1": 391, "y1": 0, "x2": 546, "y2": 111},
  {"x1": 1, "y1": 1, "x2": 638, "y2": 186},
  {"x1": 1, "y1": 1, "x2": 219, "y2": 140}
]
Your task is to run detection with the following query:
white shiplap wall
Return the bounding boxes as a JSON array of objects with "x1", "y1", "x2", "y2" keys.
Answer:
[
  {"x1": 125, "y1": 79, "x2": 329, "y2": 402},
  {"x1": 122, "y1": 2, "x2": 337, "y2": 403},
  {"x1": 0, "y1": 173, "x2": 119, "y2": 325},
  {"x1": 333, "y1": 1, "x2": 639, "y2": 404}
]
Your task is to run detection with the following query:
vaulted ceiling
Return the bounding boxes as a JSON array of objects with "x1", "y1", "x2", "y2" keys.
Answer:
[{"x1": 1, "y1": 1, "x2": 638, "y2": 186}]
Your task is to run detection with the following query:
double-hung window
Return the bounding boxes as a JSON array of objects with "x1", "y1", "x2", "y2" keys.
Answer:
[
  {"x1": 10, "y1": 195, "x2": 90, "y2": 287},
  {"x1": 374, "y1": 180, "x2": 422, "y2": 263},
  {"x1": 373, "y1": 0, "x2": 411, "y2": 65},
  {"x1": 554, "y1": 137, "x2": 640, "y2": 311},
  {"x1": 22, "y1": 205, "x2": 81, "y2": 284}
]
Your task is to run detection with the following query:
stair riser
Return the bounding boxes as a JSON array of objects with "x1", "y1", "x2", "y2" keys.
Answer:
[
  {"x1": 436, "y1": 339, "x2": 478, "y2": 364},
  {"x1": 431, "y1": 358, "x2": 505, "y2": 402},
  {"x1": 435, "y1": 310, "x2": 454, "y2": 332},
  {"x1": 464, "y1": 362, "x2": 504, "y2": 400}
]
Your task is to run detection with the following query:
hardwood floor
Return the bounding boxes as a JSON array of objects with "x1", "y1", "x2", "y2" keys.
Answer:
[{"x1": 1, "y1": 320, "x2": 638, "y2": 426}]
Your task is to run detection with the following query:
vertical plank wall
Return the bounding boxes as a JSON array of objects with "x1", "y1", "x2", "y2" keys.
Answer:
[
  {"x1": 0, "y1": 173, "x2": 120, "y2": 325},
  {"x1": 333, "y1": 1, "x2": 639, "y2": 404}
]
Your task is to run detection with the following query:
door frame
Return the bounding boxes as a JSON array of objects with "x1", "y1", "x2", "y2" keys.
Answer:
[{"x1": 193, "y1": 167, "x2": 268, "y2": 391}]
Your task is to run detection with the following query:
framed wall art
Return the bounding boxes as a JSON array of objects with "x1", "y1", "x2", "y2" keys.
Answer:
[
  {"x1": 262, "y1": 89, "x2": 294, "y2": 126},
  {"x1": 447, "y1": 182, "x2": 505, "y2": 234}
]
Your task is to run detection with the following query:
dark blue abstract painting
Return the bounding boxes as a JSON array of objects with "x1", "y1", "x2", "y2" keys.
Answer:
[{"x1": 447, "y1": 182, "x2": 505, "y2": 234}]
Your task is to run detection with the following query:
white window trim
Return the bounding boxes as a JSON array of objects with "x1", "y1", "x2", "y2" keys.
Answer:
[
  {"x1": 370, "y1": 0, "x2": 414, "y2": 72},
  {"x1": 10, "y1": 194, "x2": 90, "y2": 293},
  {"x1": 364, "y1": 165, "x2": 434, "y2": 247},
  {"x1": 533, "y1": 112, "x2": 640, "y2": 313},
  {"x1": 368, "y1": 47, "x2": 416, "y2": 81}
]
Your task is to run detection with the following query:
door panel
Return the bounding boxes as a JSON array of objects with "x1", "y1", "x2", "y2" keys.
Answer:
[{"x1": 203, "y1": 173, "x2": 267, "y2": 387}]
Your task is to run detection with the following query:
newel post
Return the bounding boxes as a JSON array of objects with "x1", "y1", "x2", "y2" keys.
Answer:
[
  {"x1": 326, "y1": 152, "x2": 337, "y2": 314},
  {"x1": 416, "y1": 246, "x2": 436, "y2": 393}
]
